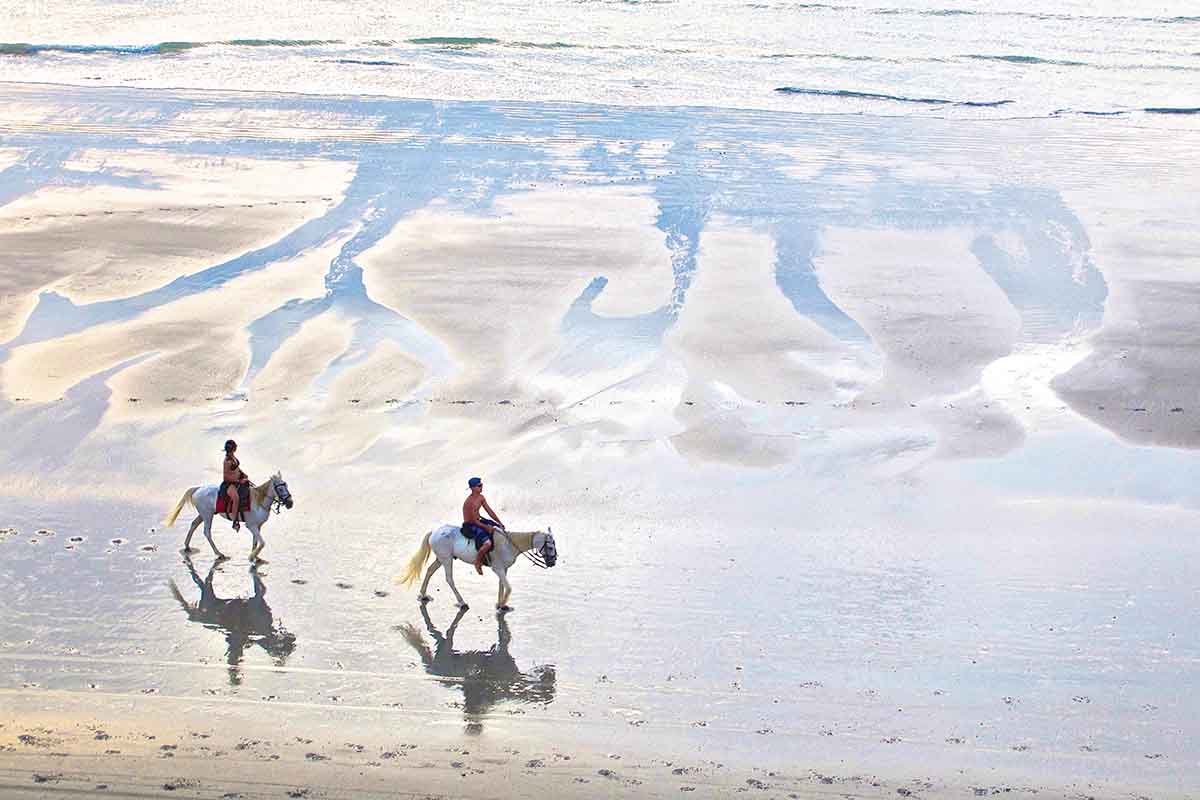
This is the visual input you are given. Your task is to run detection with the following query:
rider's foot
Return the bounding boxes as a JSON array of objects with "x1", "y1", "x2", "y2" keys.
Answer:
[
  {"x1": 232, "y1": 520, "x2": 240, "y2": 531},
  {"x1": 474, "y1": 560, "x2": 484, "y2": 575}
]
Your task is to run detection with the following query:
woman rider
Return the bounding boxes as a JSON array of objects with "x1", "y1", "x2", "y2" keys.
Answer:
[{"x1": 221, "y1": 439, "x2": 251, "y2": 530}]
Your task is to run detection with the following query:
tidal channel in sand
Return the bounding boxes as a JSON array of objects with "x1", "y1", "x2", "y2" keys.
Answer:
[{"x1": 0, "y1": 83, "x2": 1197, "y2": 798}]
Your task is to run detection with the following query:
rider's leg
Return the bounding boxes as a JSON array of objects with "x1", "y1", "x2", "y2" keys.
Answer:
[
  {"x1": 227, "y1": 486, "x2": 240, "y2": 529},
  {"x1": 474, "y1": 539, "x2": 492, "y2": 575}
]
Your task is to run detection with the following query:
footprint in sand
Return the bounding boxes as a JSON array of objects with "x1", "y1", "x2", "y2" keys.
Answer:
[
  {"x1": 291, "y1": 579, "x2": 308, "y2": 585},
  {"x1": 111, "y1": 538, "x2": 126, "y2": 545}
]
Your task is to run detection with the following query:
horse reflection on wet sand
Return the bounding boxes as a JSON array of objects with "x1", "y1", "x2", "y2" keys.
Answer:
[
  {"x1": 399, "y1": 605, "x2": 556, "y2": 733},
  {"x1": 169, "y1": 557, "x2": 297, "y2": 685}
]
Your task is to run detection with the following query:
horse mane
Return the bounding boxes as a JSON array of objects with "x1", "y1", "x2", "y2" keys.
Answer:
[
  {"x1": 502, "y1": 531, "x2": 537, "y2": 553},
  {"x1": 251, "y1": 472, "x2": 280, "y2": 508}
]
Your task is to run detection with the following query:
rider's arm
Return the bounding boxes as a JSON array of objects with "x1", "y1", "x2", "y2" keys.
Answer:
[{"x1": 481, "y1": 498, "x2": 503, "y2": 528}]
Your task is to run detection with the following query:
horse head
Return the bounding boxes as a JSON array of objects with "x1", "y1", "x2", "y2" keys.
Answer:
[
  {"x1": 269, "y1": 472, "x2": 294, "y2": 510},
  {"x1": 534, "y1": 528, "x2": 557, "y2": 568}
]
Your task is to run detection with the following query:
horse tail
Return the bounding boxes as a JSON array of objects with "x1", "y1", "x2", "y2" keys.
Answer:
[
  {"x1": 396, "y1": 531, "x2": 433, "y2": 587},
  {"x1": 164, "y1": 487, "x2": 199, "y2": 527}
]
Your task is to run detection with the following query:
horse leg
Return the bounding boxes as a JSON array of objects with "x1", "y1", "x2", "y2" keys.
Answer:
[
  {"x1": 493, "y1": 566, "x2": 512, "y2": 611},
  {"x1": 418, "y1": 560, "x2": 443, "y2": 603},
  {"x1": 182, "y1": 515, "x2": 202, "y2": 553},
  {"x1": 248, "y1": 524, "x2": 265, "y2": 563},
  {"x1": 442, "y1": 560, "x2": 468, "y2": 609},
  {"x1": 202, "y1": 515, "x2": 227, "y2": 560}
]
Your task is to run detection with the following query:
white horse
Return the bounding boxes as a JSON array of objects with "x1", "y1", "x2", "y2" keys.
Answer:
[
  {"x1": 397, "y1": 524, "x2": 557, "y2": 611},
  {"x1": 164, "y1": 473, "x2": 294, "y2": 562}
]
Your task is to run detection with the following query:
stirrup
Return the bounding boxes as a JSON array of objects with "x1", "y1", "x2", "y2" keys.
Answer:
[{"x1": 232, "y1": 519, "x2": 241, "y2": 531}]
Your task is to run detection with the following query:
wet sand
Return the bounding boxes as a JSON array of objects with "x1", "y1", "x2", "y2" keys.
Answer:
[{"x1": 1, "y1": 82, "x2": 1199, "y2": 798}]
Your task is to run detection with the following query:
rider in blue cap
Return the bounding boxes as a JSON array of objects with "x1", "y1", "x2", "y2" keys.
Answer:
[{"x1": 463, "y1": 477, "x2": 503, "y2": 574}]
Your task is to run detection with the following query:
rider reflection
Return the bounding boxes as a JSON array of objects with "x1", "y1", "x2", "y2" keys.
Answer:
[
  {"x1": 169, "y1": 557, "x2": 297, "y2": 685},
  {"x1": 399, "y1": 606, "x2": 556, "y2": 734}
]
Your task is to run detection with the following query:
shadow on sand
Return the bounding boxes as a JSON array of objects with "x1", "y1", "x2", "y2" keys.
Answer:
[
  {"x1": 399, "y1": 605, "x2": 556, "y2": 734},
  {"x1": 169, "y1": 557, "x2": 297, "y2": 685}
]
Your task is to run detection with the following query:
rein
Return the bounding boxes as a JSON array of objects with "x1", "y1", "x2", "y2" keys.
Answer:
[{"x1": 496, "y1": 530, "x2": 553, "y2": 570}]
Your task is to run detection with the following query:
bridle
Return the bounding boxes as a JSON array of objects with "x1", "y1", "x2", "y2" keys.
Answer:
[
  {"x1": 498, "y1": 529, "x2": 557, "y2": 569},
  {"x1": 270, "y1": 479, "x2": 292, "y2": 515}
]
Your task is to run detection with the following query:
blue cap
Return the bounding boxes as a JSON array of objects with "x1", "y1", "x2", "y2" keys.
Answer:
[{"x1": 468, "y1": 477, "x2": 482, "y2": 488}]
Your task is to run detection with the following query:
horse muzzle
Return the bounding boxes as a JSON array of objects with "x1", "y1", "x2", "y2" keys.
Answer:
[{"x1": 284, "y1": 498, "x2": 294, "y2": 509}]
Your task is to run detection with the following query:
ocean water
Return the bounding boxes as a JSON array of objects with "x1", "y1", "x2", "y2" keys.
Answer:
[{"x1": 1, "y1": 0, "x2": 1198, "y2": 119}]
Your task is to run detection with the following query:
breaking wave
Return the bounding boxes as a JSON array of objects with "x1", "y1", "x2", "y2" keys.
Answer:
[
  {"x1": 0, "y1": 40, "x2": 337, "y2": 57},
  {"x1": 774, "y1": 87, "x2": 1012, "y2": 108},
  {"x1": 963, "y1": 54, "x2": 1089, "y2": 67}
]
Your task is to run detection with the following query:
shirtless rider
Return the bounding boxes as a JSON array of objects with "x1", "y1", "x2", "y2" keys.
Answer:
[{"x1": 462, "y1": 477, "x2": 504, "y2": 574}]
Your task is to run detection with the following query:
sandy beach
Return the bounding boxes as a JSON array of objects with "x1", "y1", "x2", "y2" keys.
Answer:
[{"x1": 0, "y1": 77, "x2": 1198, "y2": 799}]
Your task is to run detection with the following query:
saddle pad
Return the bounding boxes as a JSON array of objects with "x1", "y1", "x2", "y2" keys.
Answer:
[{"x1": 216, "y1": 484, "x2": 252, "y2": 514}]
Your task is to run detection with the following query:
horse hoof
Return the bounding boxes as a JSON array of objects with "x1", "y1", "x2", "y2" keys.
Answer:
[
  {"x1": 215, "y1": 553, "x2": 229, "y2": 561},
  {"x1": 180, "y1": 547, "x2": 197, "y2": 554}
]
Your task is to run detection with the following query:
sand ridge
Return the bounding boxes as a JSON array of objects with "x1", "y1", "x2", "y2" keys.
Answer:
[{"x1": 0, "y1": 149, "x2": 352, "y2": 343}]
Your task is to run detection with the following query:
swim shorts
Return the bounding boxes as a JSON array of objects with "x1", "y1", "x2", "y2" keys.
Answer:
[{"x1": 462, "y1": 521, "x2": 495, "y2": 551}]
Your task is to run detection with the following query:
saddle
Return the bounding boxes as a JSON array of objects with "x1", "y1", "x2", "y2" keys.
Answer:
[{"x1": 216, "y1": 482, "x2": 251, "y2": 515}]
